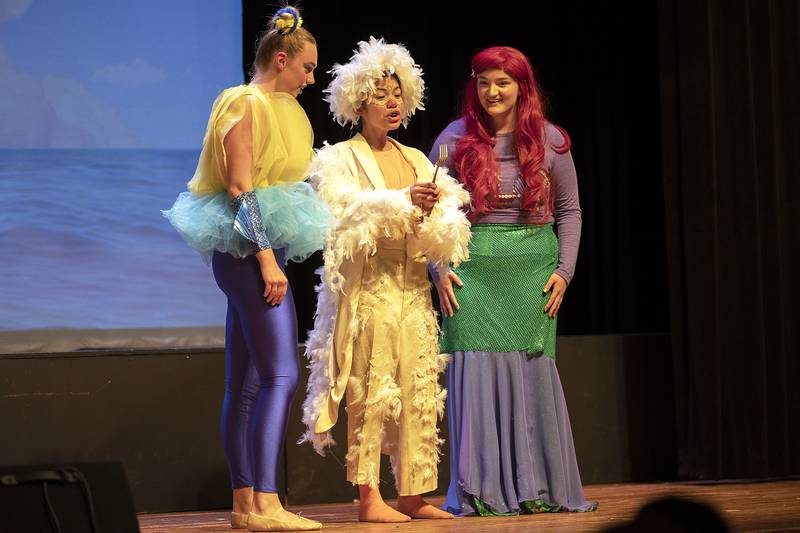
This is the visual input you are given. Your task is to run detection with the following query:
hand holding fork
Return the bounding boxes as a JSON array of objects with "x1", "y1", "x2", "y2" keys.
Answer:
[
  {"x1": 432, "y1": 143, "x2": 447, "y2": 183},
  {"x1": 412, "y1": 144, "x2": 447, "y2": 215}
]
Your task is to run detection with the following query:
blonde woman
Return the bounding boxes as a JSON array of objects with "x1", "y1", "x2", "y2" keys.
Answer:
[{"x1": 164, "y1": 7, "x2": 328, "y2": 531}]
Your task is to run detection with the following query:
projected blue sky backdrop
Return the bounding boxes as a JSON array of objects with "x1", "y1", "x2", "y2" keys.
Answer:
[
  {"x1": 0, "y1": 1, "x2": 243, "y2": 336},
  {"x1": 0, "y1": 0, "x2": 241, "y2": 149}
]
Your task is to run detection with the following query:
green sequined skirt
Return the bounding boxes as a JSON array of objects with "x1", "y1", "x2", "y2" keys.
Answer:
[{"x1": 440, "y1": 224, "x2": 558, "y2": 358}]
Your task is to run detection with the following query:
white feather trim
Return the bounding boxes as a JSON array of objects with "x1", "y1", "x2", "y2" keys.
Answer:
[
  {"x1": 309, "y1": 142, "x2": 423, "y2": 290},
  {"x1": 298, "y1": 265, "x2": 338, "y2": 455},
  {"x1": 415, "y1": 167, "x2": 471, "y2": 269},
  {"x1": 299, "y1": 142, "x2": 471, "y2": 455}
]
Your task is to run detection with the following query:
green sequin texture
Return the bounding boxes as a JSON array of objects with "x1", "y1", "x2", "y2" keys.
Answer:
[
  {"x1": 440, "y1": 224, "x2": 558, "y2": 358},
  {"x1": 468, "y1": 495, "x2": 563, "y2": 516}
]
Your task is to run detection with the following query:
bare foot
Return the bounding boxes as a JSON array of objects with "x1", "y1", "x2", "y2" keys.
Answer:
[
  {"x1": 397, "y1": 495, "x2": 455, "y2": 519},
  {"x1": 358, "y1": 485, "x2": 412, "y2": 523},
  {"x1": 359, "y1": 499, "x2": 412, "y2": 523}
]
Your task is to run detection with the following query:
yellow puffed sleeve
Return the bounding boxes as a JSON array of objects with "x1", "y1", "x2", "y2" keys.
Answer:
[
  {"x1": 187, "y1": 86, "x2": 314, "y2": 194},
  {"x1": 249, "y1": 92, "x2": 314, "y2": 188},
  {"x1": 187, "y1": 86, "x2": 253, "y2": 194}
]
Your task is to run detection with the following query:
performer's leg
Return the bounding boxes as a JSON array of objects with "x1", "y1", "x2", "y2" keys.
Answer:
[
  {"x1": 347, "y1": 318, "x2": 409, "y2": 523},
  {"x1": 220, "y1": 301, "x2": 259, "y2": 516},
  {"x1": 224, "y1": 253, "x2": 298, "y2": 493},
  {"x1": 345, "y1": 249, "x2": 410, "y2": 523},
  {"x1": 393, "y1": 263, "x2": 452, "y2": 519},
  {"x1": 345, "y1": 331, "x2": 387, "y2": 489},
  {"x1": 214, "y1": 254, "x2": 260, "y2": 526},
  {"x1": 213, "y1": 250, "x2": 319, "y2": 530},
  {"x1": 216, "y1": 251, "x2": 298, "y2": 491}
]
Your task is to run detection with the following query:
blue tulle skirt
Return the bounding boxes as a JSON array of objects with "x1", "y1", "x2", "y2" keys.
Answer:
[{"x1": 162, "y1": 182, "x2": 330, "y2": 264}]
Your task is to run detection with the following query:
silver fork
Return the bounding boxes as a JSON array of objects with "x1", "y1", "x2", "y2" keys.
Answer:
[{"x1": 432, "y1": 143, "x2": 448, "y2": 183}]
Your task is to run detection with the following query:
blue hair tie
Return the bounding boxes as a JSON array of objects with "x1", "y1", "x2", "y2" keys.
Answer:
[{"x1": 275, "y1": 7, "x2": 300, "y2": 33}]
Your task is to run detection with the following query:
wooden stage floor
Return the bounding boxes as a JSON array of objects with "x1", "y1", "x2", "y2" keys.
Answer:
[{"x1": 139, "y1": 481, "x2": 800, "y2": 533}]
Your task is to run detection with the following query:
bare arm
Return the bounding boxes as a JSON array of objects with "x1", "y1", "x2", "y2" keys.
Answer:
[
  {"x1": 224, "y1": 97, "x2": 255, "y2": 198},
  {"x1": 224, "y1": 97, "x2": 287, "y2": 306}
]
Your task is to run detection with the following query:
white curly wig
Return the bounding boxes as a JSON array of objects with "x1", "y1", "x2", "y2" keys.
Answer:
[{"x1": 324, "y1": 37, "x2": 425, "y2": 127}]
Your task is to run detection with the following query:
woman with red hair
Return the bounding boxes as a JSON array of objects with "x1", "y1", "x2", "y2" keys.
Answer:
[{"x1": 429, "y1": 46, "x2": 597, "y2": 516}]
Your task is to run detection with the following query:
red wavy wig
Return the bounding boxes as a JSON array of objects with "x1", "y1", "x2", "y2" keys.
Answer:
[{"x1": 452, "y1": 46, "x2": 570, "y2": 214}]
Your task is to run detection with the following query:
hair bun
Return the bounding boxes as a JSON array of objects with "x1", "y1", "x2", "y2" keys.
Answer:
[{"x1": 272, "y1": 7, "x2": 303, "y2": 34}]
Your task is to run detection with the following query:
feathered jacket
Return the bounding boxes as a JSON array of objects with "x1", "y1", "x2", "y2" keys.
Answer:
[{"x1": 300, "y1": 133, "x2": 471, "y2": 454}]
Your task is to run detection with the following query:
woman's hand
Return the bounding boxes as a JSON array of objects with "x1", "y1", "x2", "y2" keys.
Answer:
[
  {"x1": 256, "y1": 249, "x2": 288, "y2": 306},
  {"x1": 411, "y1": 182, "x2": 440, "y2": 214},
  {"x1": 543, "y1": 273, "x2": 567, "y2": 318},
  {"x1": 435, "y1": 271, "x2": 463, "y2": 318}
]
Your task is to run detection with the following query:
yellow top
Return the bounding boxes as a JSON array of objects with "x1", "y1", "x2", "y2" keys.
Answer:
[
  {"x1": 371, "y1": 143, "x2": 416, "y2": 190},
  {"x1": 187, "y1": 85, "x2": 314, "y2": 194}
]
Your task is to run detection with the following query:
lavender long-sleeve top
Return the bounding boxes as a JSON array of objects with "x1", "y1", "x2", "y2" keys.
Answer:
[{"x1": 429, "y1": 119, "x2": 582, "y2": 284}]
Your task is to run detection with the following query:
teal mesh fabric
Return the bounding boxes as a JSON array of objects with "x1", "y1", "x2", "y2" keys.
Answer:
[
  {"x1": 440, "y1": 224, "x2": 559, "y2": 358},
  {"x1": 162, "y1": 182, "x2": 330, "y2": 265}
]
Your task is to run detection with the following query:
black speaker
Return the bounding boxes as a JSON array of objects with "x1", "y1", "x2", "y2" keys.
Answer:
[{"x1": 0, "y1": 462, "x2": 139, "y2": 533}]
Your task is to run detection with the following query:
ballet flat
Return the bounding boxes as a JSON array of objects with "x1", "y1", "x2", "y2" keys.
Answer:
[
  {"x1": 231, "y1": 511, "x2": 249, "y2": 529},
  {"x1": 246, "y1": 510, "x2": 322, "y2": 531}
]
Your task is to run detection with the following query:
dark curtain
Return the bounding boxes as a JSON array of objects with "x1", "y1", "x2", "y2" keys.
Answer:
[
  {"x1": 242, "y1": 1, "x2": 669, "y2": 339},
  {"x1": 658, "y1": 0, "x2": 800, "y2": 479}
]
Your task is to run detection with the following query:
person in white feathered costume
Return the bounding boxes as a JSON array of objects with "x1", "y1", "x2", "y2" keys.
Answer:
[{"x1": 299, "y1": 37, "x2": 471, "y2": 522}]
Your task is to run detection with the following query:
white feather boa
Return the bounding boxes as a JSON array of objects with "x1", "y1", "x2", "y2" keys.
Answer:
[{"x1": 299, "y1": 141, "x2": 471, "y2": 454}]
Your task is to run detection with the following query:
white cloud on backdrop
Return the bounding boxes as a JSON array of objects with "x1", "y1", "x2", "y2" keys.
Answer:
[
  {"x1": 93, "y1": 58, "x2": 168, "y2": 88},
  {"x1": 0, "y1": 46, "x2": 139, "y2": 148},
  {"x1": 0, "y1": 0, "x2": 32, "y2": 22}
]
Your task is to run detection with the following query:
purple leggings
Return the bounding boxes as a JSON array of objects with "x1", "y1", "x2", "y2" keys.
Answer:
[{"x1": 212, "y1": 249, "x2": 299, "y2": 493}]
